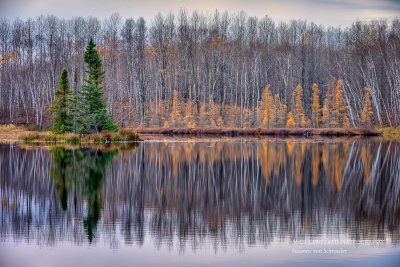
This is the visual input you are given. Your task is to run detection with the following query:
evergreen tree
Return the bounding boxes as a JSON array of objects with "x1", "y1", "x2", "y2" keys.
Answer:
[
  {"x1": 69, "y1": 67, "x2": 81, "y2": 134},
  {"x1": 49, "y1": 68, "x2": 72, "y2": 134},
  {"x1": 69, "y1": 87, "x2": 81, "y2": 134},
  {"x1": 79, "y1": 39, "x2": 118, "y2": 134}
]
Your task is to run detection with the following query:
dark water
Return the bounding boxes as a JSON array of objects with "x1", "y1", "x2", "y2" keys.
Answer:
[{"x1": 0, "y1": 139, "x2": 400, "y2": 266}]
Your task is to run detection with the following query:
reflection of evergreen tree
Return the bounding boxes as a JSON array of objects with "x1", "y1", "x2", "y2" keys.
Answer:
[
  {"x1": 50, "y1": 148, "x2": 75, "y2": 211},
  {"x1": 50, "y1": 147, "x2": 118, "y2": 243}
]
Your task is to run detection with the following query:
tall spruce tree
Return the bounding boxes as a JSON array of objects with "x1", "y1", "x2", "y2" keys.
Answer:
[
  {"x1": 69, "y1": 67, "x2": 81, "y2": 134},
  {"x1": 79, "y1": 39, "x2": 118, "y2": 134},
  {"x1": 49, "y1": 68, "x2": 72, "y2": 134}
]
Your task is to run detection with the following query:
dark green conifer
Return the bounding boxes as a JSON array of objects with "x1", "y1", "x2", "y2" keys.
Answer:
[
  {"x1": 79, "y1": 39, "x2": 118, "y2": 133},
  {"x1": 49, "y1": 68, "x2": 72, "y2": 134}
]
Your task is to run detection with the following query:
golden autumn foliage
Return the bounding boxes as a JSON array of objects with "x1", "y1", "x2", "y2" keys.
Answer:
[
  {"x1": 361, "y1": 87, "x2": 374, "y2": 128},
  {"x1": 361, "y1": 143, "x2": 373, "y2": 183},
  {"x1": 311, "y1": 83, "x2": 321, "y2": 127},
  {"x1": 170, "y1": 90, "x2": 183, "y2": 127},
  {"x1": 125, "y1": 80, "x2": 373, "y2": 129},
  {"x1": 331, "y1": 79, "x2": 349, "y2": 127},
  {"x1": 279, "y1": 104, "x2": 288, "y2": 127},
  {"x1": 209, "y1": 103, "x2": 220, "y2": 128},
  {"x1": 262, "y1": 84, "x2": 273, "y2": 128},
  {"x1": 198, "y1": 103, "x2": 209, "y2": 127},
  {"x1": 293, "y1": 84, "x2": 306, "y2": 127},
  {"x1": 208, "y1": 37, "x2": 226, "y2": 50},
  {"x1": 319, "y1": 79, "x2": 350, "y2": 128},
  {"x1": 321, "y1": 97, "x2": 330, "y2": 127},
  {"x1": 272, "y1": 94, "x2": 286, "y2": 127},
  {"x1": 184, "y1": 102, "x2": 196, "y2": 128},
  {"x1": 286, "y1": 112, "x2": 295, "y2": 128}
]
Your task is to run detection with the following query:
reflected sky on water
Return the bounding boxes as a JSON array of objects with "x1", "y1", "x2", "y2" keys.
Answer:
[{"x1": 0, "y1": 139, "x2": 400, "y2": 266}]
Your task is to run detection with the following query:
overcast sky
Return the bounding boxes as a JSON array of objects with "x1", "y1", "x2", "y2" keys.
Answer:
[{"x1": 0, "y1": 0, "x2": 399, "y2": 27}]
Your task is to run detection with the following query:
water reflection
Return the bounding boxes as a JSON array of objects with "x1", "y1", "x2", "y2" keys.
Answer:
[
  {"x1": 50, "y1": 147, "x2": 119, "y2": 242},
  {"x1": 0, "y1": 140, "x2": 399, "y2": 251}
]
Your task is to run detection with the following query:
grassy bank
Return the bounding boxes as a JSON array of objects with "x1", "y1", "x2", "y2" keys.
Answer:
[
  {"x1": 378, "y1": 126, "x2": 400, "y2": 136},
  {"x1": 18, "y1": 142, "x2": 139, "y2": 152},
  {"x1": 136, "y1": 127, "x2": 382, "y2": 137},
  {"x1": 0, "y1": 124, "x2": 386, "y2": 143},
  {"x1": 19, "y1": 128, "x2": 141, "y2": 144},
  {"x1": 378, "y1": 126, "x2": 400, "y2": 141},
  {"x1": 0, "y1": 124, "x2": 33, "y2": 142}
]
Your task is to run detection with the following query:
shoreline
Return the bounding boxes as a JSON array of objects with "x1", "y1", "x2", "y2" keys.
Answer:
[
  {"x1": 136, "y1": 127, "x2": 382, "y2": 137},
  {"x1": 0, "y1": 125, "x2": 393, "y2": 144}
]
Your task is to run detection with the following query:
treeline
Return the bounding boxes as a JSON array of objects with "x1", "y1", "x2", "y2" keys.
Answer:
[{"x1": 0, "y1": 11, "x2": 399, "y2": 128}]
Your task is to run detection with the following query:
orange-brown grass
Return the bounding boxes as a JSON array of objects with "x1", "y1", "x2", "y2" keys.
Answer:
[
  {"x1": 18, "y1": 128, "x2": 141, "y2": 144},
  {"x1": 0, "y1": 124, "x2": 32, "y2": 142},
  {"x1": 19, "y1": 142, "x2": 139, "y2": 152}
]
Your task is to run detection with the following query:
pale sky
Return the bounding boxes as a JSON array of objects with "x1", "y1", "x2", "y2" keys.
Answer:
[{"x1": 0, "y1": 0, "x2": 399, "y2": 27}]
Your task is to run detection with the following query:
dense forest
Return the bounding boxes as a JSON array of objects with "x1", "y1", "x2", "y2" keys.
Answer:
[{"x1": 0, "y1": 11, "x2": 399, "y2": 128}]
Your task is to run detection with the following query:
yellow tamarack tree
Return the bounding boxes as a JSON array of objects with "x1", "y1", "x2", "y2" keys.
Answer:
[
  {"x1": 262, "y1": 84, "x2": 273, "y2": 128},
  {"x1": 269, "y1": 94, "x2": 279, "y2": 127},
  {"x1": 209, "y1": 102, "x2": 219, "y2": 128},
  {"x1": 311, "y1": 83, "x2": 321, "y2": 127},
  {"x1": 286, "y1": 112, "x2": 295, "y2": 128},
  {"x1": 217, "y1": 116, "x2": 224, "y2": 127},
  {"x1": 331, "y1": 79, "x2": 349, "y2": 127},
  {"x1": 278, "y1": 103, "x2": 288, "y2": 128},
  {"x1": 184, "y1": 101, "x2": 196, "y2": 128},
  {"x1": 361, "y1": 87, "x2": 374, "y2": 128},
  {"x1": 170, "y1": 90, "x2": 182, "y2": 127},
  {"x1": 330, "y1": 81, "x2": 340, "y2": 127},
  {"x1": 272, "y1": 94, "x2": 281, "y2": 127},
  {"x1": 293, "y1": 84, "x2": 306, "y2": 127},
  {"x1": 198, "y1": 103, "x2": 208, "y2": 127},
  {"x1": 321, "y1": 97, "x2": 330, "y2": 128}
]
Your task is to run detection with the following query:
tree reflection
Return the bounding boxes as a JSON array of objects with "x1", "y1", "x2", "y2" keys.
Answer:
[
  {"x1": 0, "y1": 140, "x2": 399, "y2": 250},
  {"x1": 50, "y1": 147, "x2": 119, "y2": 242}
]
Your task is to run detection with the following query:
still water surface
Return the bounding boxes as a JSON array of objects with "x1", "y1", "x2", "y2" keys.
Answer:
[{"x1": 0, "y1": 139, "x2": 400, "y2": 266}]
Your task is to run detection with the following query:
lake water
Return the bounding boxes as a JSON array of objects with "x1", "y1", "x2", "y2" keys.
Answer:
[{"x1": 0, "y1": 139, "x2": 400, "y2": 266}]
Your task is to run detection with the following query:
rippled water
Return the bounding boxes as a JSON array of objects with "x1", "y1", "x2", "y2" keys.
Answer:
[{"x1": 0, "y1": 139, "x2": 400, "y2": 266}]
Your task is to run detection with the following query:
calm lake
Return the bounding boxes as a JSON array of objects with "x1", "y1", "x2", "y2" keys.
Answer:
[{"x1": 0, "y1": 139, "x2": 399, "y2": 266}]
